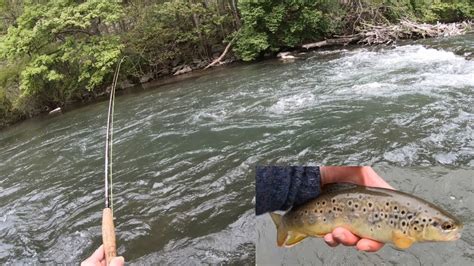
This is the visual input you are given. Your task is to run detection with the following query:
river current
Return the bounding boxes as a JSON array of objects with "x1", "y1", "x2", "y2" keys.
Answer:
[{"x1": 0, "y1": 34, "x2": 473, "y2": 264}]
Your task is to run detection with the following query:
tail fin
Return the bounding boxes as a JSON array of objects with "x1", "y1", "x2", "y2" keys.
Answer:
[{"x1": 270, "y1": 213, "x2": 288, "y2": 247}]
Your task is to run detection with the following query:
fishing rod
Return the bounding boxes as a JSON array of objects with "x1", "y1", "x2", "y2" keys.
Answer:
[{"x1": 103, "y1": 56, "x2": 126, "y2": 265}]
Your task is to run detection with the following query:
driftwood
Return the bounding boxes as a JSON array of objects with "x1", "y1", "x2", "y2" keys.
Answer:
[
  {"x1": 302, "y1": 20, "x2": 473, "y2": 49},
  {"x1": 205, "y1": 37, "x2": 235, "y2": 69},
  {"x1": 302, "y1": 35, "x2": 362, "y2": 49}
]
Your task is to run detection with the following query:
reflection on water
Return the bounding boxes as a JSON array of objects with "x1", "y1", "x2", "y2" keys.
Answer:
[{"x1": 0, "y1": 34, "x2": 473, "y2": 264}]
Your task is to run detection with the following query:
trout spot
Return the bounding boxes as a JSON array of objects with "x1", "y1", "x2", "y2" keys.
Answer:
[{"x1": 379, "y1": 211, "x2": 384, "y2": 218}]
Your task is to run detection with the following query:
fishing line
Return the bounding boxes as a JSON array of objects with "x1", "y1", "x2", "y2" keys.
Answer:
[{"x1": 105, "y1": 56, "x2": 126, "y2": 210}]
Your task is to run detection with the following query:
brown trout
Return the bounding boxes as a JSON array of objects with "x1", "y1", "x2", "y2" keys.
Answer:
[{"x1": 270, "y1": 185, "x2": 462, "y2": 249}]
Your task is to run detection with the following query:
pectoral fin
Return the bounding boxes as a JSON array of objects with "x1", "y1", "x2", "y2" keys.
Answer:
[
  {"x1": 270, "y1": 213, "x2": 288, "y2": 247},
  {"x1": 392, "y1": 230, "x2": 415, "y2": 249},
  {"x1": 284, "y1": 231, "x2": 308, "y2": 247}
]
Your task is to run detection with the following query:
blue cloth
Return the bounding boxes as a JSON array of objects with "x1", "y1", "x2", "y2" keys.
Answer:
[{"x1": 255, "y1": 166, "x2": 321, "y2": 215}]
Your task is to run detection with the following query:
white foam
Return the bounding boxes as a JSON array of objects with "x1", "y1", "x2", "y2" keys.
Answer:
[
  {"x1": 327, "y1": 44, "x2": 474, "y2": 97},
  {"x1": 268, "y1": 92, "x2": 316, "y2": 114}
]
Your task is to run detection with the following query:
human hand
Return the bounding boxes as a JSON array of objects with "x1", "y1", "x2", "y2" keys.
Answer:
[
  {"x1": 319, "y1": 166, "x2": 393, "y2": 252},
  {"x1": 320, "y1": 166, "x2": 393, "y2": 189},
  {"x1": 81, "y1": 245, "x2": 125, "y2": 266}
]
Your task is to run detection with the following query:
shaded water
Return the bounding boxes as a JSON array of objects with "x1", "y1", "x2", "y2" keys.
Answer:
[{"x1": 0, "y1": 34, "x2": 473, "y2": 264}]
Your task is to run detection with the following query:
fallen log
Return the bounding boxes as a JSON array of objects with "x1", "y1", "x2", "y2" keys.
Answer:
[
  {"x1": 302, "y1": 35, "x2": 362, "y2": 49},
  {"x1": 205, "y1": 37, "x2": 235, "y2": 69},
  {"x1": 302, "y1": 20, "x2": 473, "y2": 50}
]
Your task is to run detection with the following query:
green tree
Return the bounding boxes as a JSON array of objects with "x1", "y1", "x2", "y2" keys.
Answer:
[
  {"x1": 234, "y1": 0, "x2": 339, "y2": 61},
  {"x1": 125, "y1": 0, "x2": 235, "y2": 77},
  {"x1": 1, "y1": 0, "x2": 124, "y2": 110}
]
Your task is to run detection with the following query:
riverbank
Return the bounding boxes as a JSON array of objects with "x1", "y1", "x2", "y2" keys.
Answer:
[
  {"x1": 3, "y1": 30, "x2": 473, "y2": 133},
  {"x1": 1, "y1": 0, "x2": 473, "y2": 128},
  {"x1": 1, "y1": 27, "x2": 472, "y2": 130}
]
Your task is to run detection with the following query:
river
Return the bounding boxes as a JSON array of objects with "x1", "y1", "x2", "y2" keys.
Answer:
[{"x1": 0, "y1": 34, "x2": 473, "y2": 265}]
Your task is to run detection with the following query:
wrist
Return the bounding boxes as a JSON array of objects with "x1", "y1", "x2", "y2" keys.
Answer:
[
  {"x1": 320, "y1": 166, "x2": 342, "y2": 185},
  {"x1": 320, "y1": 166, "x2": 367, "y2": 186}
]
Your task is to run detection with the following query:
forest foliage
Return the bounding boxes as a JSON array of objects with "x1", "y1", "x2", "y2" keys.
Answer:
[{"x1": 0, "y1": 0, "x2": 472, "y2": 127}]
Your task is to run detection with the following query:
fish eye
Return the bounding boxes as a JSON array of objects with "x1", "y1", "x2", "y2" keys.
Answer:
[{"x1": 442, "y1": 222, "x2": 455, "y2": 230}]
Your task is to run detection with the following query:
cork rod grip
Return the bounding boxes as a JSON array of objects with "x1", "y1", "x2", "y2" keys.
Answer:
[{"x1": 102, "y1": 208, "x2": 117, "y2": 265}]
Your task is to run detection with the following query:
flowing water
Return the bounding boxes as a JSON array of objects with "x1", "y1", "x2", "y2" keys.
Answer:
[{"x1": 0, "y1": 34, "x2": 473, "y2": 265}]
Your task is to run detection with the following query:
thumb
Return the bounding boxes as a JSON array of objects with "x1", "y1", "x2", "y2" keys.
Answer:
[{"x1": 110, "y1": 256, "x2": 125, "y2": 266}]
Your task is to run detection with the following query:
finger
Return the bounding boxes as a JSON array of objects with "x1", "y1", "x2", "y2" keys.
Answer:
[
  {"x1": 356, "y1": 238, "x2": 384, "y2": 252},
  {"x1": 332, "y1": 227, "x2": 360, "y2": 246},
  {"x1": 81, "y1": 245, "x2": 105, "y2": 266},
  {"x1": 90, "y1": 245, "x2": 105, "y2": 261},
  {"x1": 110, "y1": 256, "x2": 125, "y2": 266},
  {"x1": 361, "y1": 167, "x2": 394, "y2": 189},
  {"x1": 323, "y1": 233, "x2": 339, "y2": 247}
]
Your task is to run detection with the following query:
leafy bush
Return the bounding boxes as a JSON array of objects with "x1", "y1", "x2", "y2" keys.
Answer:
[
  {"x1": 234, "y1": 0, "x2": 339, "y2": 61},
  {"x1": 0, "y1": 61, "x2": 23, "y2": 126},
  {"x1": 1, "y1": 0, "x2": 124, "y2": 110},
  {"x1": 125, "y1": 0, "x2": 234, "y2": 76},
  {"x1": 427, "y1": 2, "x2": 474, "y2": 22}
]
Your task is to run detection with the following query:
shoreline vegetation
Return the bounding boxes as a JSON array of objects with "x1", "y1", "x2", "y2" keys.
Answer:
[{"x1": 1, "y1": 0, "x2": 473, "y2": 128}]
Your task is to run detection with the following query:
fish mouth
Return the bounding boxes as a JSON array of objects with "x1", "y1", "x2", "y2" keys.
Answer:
[
  {"x1": 445, "y1": 232, "x2": 461, "y2": 241},
  {"x1": 448, "y1": 232, "x2": 462, "y2": 241}
]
